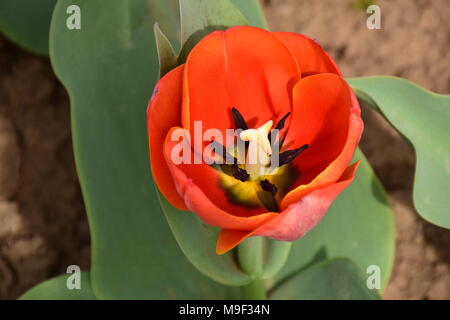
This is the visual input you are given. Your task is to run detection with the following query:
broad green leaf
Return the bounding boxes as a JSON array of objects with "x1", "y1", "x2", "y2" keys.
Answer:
[
  {"x1": 178, "y1": 0, "x2": 248, "y2": 63},
  {"x1": 159, "y1": 192, "x2": 251, "y2": 286},
  {"x1": 348, "y1": 76, "x2": 450, "y2": 229},
  {"x1": 180, "y1": 0, "x2": 248, "y2": 44},
  {"x1": 154, "y1": 23, "x2": 178, "y2": 77},
  {"x1": 230, "y1": 0, "x2": 268, "y2": 29},
  {"x1": 270, "y1": 258, "x2": 380, "y2": 300},
  {"x1": 271, "y1": 150, "x2": 395, "y2": 292},
  {"x1": 20, "y1": 272, "x2": 96, "y2": 300},
  {"x1": 0, "y1": 0, "x2": 56, "y2": 55},
  {"x1": 50, "y1": 0, "x2": 238, "y2": 299}
]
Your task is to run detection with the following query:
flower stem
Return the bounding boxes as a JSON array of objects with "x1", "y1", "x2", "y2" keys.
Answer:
[
  {"x1": 241, "y1": 277, "x2": 266, "y2": 300},
  {"x1": 238, "y1": 237, "x2": 267, "y2": 300}
]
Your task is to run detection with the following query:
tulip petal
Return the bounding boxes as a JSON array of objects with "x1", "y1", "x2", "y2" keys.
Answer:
[
  {"x1": 147, "y1": 65, "x2": 187, "y2": 210},
  {"x1": 256, "y1": 162, "x2": 359, "y2": 240},
  {"x1": 282, "y1": 73, "x2": 356, "y2": 188},
  {"x1": 273, "y1": 32, "x2": 342, "y2": 77},
  {"x1": 163, "y1": 127, "x2": 278, "y2": 230},
  {"x1": 216, "y1": 162, "x2": 359, "y2": 254},
  {"x1": 281, "y1": 80, "x2": 362, "y2": 209},
  {"x1": 282, "y1": 108, "x2": 362, "y2": 208},
  {"x1": 216, "y1": 229, "x2": 251, "y2": 255},
  {"x1": 182, "y1": 26, "x2": 301, "y2": 144}
]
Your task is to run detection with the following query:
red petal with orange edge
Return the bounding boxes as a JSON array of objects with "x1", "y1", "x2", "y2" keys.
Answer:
[
  {"x1": 216, "y1": 162, "x2": 359, "y2": 253},
  {"x1": 216, "y1": 230, "x2": 251, "y2": 255},
  {"x1": 282, "y1": 73, "x2": 355, "y2": 187},
  {"x1": 282, "y1": 111, "x2": 362, "y2": 209},
  {"x1": 273, "y1": 32, "x2": 342, "y2": 77},
  {"x1": 281, "y1": 78, "x2": 362, "y2": 208},
  {"x1": 182, "y1": 26, "x2": 301, "y2": 141},
  {"x1": 147, "y1": 65, "x2": 187, "y2": 210}
]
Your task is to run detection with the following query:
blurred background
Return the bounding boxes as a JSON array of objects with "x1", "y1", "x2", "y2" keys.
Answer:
[{"x1": 0, "y1": 0, "x2": 449, "y2": 299}]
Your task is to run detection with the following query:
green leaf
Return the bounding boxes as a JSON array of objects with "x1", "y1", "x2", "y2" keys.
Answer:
[
  {"x1": 270, "y1": 258, "x2": 380, "y2": 300},
  {"x1": 348, "y1": 76, "x2": 450, "y2": 229},
  {"x1": 20, "y1": 272, "x2": 96, "y2": 300},
  {"x1": 230, "y1": 0, "x2": 268, "y2": 29},
  {"x1": 0, "y1": 0, "x2": 56, "y2": 55},
  {"x1": 49, "y1": 0, "x2": 238, "y2": 299},
  {"x1": 154, "y1": 23, "x2": 178, "y2": 77},
  {"x1": 180, "y1": 0, "x2": 248, "y2": 44},
  {"x1": 178, "y1": 0, "x2": 249, "y2": 63},
  {"x1": 271, "y1": 149, "x2": 395, "y2": 292},
  {"x1": 159, "y1": 192, "x2": 251, "y2": 286}
]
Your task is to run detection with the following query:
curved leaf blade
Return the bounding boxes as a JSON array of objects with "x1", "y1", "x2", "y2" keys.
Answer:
[
  {"x1": 50, "y1": 0, "x2": 238, "y2": 299},
  {"x1": 349, "y1": 76, "x2": 450, "y2": 229},
  {"x1": 230, "y1": 0, "x2": 268, "y2": 29},
  {"x1": 180, "y1": 0, "x2": 248, "y2": 45},
  {"x1": 159, "y1": 192, "x2": 251, "y2": 286},
  {"x1": 271, "y1": 150, "x2": 395, "y2": 292},
  {"x1": 270, "y1": 258, "x2": 380, "y2": 300},
  {"x1": 178, "y1": 0, "x2": 249, "y2": 63},
  {"x1": 154, "y1": 23, "x2": 178, "y2": 77},
  {"x1": 20, "y1": 272, "x2": 96, "y2": 300},
  {"x1": 0, "y1": 0, "x2": 56, "y2": 55}
]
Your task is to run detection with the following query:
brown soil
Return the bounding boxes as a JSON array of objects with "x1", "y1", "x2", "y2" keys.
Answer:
[
  {"x1": 0, "y1": 0, "x2": 449, "y2": 299},
  {"x1": 0, "y1": 36, "x2": 90, "y2": 299}
]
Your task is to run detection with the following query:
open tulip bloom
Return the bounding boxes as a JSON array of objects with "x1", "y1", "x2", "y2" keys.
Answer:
[
  {"x1": 148, "y1": 26, "x2": 363, "y2": 254},
  {"x1": 17, "y1": 0, "x2": 449, "y2": 301}
]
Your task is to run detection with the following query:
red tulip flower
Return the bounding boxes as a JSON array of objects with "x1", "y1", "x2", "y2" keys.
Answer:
[{"x1": 147, "y1": 26, "x2": 363, "y2": 254}]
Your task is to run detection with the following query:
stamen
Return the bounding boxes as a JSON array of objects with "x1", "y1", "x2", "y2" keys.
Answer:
[
  {"x1": 209, "y1": 141, "x2": 236, "y2": 164},
  {"x1": 218, "y1": 108, "x2": 309, "y2": 212},
  {"x1": 231, "y1": 164, "x2": 250, "y2": 182},
  {"x1": 268, "y1": 112, "x2": 290, "y2": 150},
  {"x1": 256, "y1": 188, "x2": 280, "y2": 212},
  {"x1": 209, "y1": 141, "x2": 250, "y2": 182},
  {"x1": 231, "y1": 107, "x2": 248, "y2": 131},
  {"x1": 276, "y1": 144, "x2": 309, "y2": 167},
  {"x1": 260, "y1": 179, "x2": 278, "y2": 195},
  {"x1": 274, "y1": 112, "x2": 291, "y2": 131},
  {"x1": 271, "y1": 137, "x2": 285, "y2": 155}
]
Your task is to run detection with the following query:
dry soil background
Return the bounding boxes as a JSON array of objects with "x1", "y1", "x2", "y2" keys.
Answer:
[
  {"x1": 0, "y1": 37, "x2": 90, "y2": 299},
  {"x1": 0, "y1": 0, "x2": 449, "y2": 299}
]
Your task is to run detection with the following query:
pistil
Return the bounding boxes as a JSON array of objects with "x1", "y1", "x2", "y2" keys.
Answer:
[{"x1": 240, "y1": 120, "x2": 273, "y2": 179}]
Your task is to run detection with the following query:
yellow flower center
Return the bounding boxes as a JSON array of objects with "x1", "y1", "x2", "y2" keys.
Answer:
[{"x1": 212, "y1": 107, "x2": 308, "y2": 212}]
